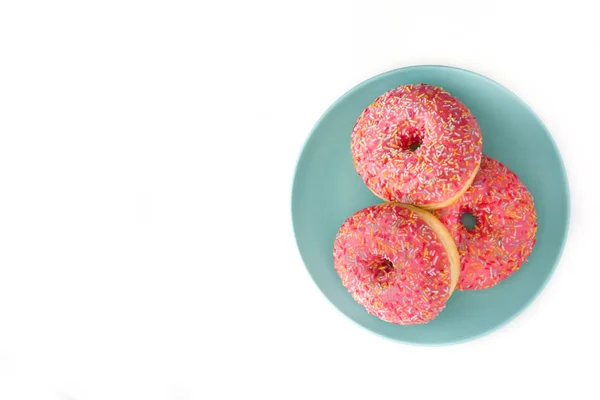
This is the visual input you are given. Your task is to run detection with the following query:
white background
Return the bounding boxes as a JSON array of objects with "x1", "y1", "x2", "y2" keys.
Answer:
[{"x1": 0, "y1": 0, "x2": 598, "y2": 399}]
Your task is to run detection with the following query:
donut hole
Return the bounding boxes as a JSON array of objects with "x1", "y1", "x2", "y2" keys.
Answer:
[
  {"x1": 461, "y1": 212, "x2": 477, "y2": 231},
  {"x1": 391, "y1": 126, "x2": 424, "y2": 152},
  {"x1": 408, "y1": 140, "x2": 422, "y2": 151},
  {"x1": 369, "y1": 258, "x2": 395, "y2": 283}
]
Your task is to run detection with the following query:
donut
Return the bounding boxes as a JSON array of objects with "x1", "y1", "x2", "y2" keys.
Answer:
[
  {"x1": 433, "y1": 155, "x2": 537, "y2": 290},
  {"x1": 351, "y1": 83, "x2": 483, "y2": 209},
  {"x1": 333, "y1": 203, "x2": 460, "y2": 324}
]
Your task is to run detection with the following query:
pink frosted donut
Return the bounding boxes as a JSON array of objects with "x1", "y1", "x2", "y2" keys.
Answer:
[
  {"x1": 333, "y1": 203, "x2": 459, "y2": 324},
  {"x1": 351, "y1": 83, "x2": 483, "y2": 209},
  {"x1": 433, "y1": 155, "x2": 537, "y2": 290}
]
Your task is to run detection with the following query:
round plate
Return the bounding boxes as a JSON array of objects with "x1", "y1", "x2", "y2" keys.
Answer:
[{"x1": 291, "y1": 65, "x2": 570, "y2": 345}]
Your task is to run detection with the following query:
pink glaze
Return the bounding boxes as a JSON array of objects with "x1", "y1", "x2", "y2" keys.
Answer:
[
  {"x1": 333, "y1": 203, "x2": 452, "y2": 324},
  {"x1": 433, "y1": 155, "x2": 537, "y2": 290},
  {"x1": 351, "y1": 84, "x2": 482, "y2": 206}
]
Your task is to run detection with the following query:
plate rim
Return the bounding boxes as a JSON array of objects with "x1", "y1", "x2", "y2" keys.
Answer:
[{"x1": 291, "y1": 64, "x2": 571, "y2": 345}]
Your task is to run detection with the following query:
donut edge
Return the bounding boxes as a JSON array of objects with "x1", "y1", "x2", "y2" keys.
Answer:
[
  {"x1": 395, "y1": 203, "x2": 461, "y2": 296},
  {"x1": 365, "y1": 160, "x2": 481, "y2": 210},
  {"x1": 417, "y1": 159, "x2": 481, "y2": 210}
]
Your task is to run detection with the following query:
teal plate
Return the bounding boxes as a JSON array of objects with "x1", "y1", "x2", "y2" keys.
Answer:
[{"x1": 291, "y1": 65, "x2": 570, "y2": 345}]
